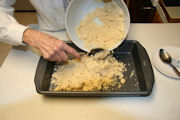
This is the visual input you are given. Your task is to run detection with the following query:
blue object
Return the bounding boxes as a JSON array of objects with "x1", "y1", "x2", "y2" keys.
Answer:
[{"x1": 163, "y1": 0, "x2": 180, "y2": 6}]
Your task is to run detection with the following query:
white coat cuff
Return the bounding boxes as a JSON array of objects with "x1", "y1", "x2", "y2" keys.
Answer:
[{"x1": 7, "y1": 23, "x2": 29, "y2": 46}]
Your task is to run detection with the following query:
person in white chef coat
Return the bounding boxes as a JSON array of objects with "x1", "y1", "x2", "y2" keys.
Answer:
[{"x1": 0, "y1": 0, "x2": 80, "y2": 62}]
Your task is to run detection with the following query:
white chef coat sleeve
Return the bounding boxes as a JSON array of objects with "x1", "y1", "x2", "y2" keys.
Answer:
[{"x1": 0, "y1": 0, "x2": 28, "y2": 45}]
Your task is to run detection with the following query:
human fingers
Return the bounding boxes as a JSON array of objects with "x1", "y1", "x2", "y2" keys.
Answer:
[
  {"x1": 39, "y1": 46, "x2": 63, "y2": 62},
  {"x1": 58, "y1": 50, "x2": 68, "y2": 61},
  {"x1": 62, "y1": 43, "x2": 80, "y2": 59}
]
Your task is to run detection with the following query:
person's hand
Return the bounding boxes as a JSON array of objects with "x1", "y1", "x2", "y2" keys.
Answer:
[{"x1": 23, "y1": 28, "x2": 80, "y2": 62}]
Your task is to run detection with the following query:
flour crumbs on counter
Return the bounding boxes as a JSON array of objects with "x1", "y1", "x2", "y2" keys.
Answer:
[{"x1": 50, "y1": 51, "x2": 126, "y2": 91}]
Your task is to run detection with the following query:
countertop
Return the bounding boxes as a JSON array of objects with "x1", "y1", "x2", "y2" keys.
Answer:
[{"x1": 0, "y1": 23, "x2": 180, "y2": 120}]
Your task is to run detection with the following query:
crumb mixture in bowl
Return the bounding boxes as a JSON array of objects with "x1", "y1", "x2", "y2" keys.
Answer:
[
  {"x1": 50, "y1": 51, "x2": 126, "y2": 91},
  {"x1": 76, "y1": 1, "x2": 125, "y2": 50}
]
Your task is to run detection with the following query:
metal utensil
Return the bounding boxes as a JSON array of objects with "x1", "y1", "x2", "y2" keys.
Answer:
[
  {"x1": 103, "y1": 0, "x2": 112, "y2": 2},
  {"x1": 88, "y1": 48, "x2": 104, "y2": 56},
  {"x1": 159, "y1": 49, "x2": 180, "y2": 77}
]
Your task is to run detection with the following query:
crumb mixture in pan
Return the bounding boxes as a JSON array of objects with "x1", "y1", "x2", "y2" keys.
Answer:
[{"x1": 51, "y1": 51, "x2": 126, "y2": 91}]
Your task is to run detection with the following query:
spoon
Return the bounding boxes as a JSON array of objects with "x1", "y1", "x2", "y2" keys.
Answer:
[
  {"x1": 88, "y1": 48, "x2": 104, "y2": 56},
  {"x1": 103, "y1": 0, "x2": 112, "y2": 2},
  {"x1": 159, "y1": 49, "x2": 180, "y2": 77}
]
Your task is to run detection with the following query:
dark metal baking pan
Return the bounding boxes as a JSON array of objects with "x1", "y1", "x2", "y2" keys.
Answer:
[{"x1": 34, "y1": 40, "x2": 154, "y2": 96}]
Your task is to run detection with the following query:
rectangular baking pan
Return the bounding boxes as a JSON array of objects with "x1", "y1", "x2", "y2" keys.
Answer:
[{"x1": 34, "y1": 40, "x2": 154, "y2": 96}]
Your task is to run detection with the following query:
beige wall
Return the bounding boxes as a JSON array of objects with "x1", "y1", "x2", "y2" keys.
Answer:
[{"x1": 13, "y1": 0, "x2": 35, "y2": 11}]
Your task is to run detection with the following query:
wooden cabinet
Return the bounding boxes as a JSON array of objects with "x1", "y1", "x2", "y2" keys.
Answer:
[
  {"x1": 153, "y1": 10, "x2": 163, "y2": 23},
  {"x1": 159, "y1": 0, "x2": 180, "y2": 23},
  {"x1": 128, "y1": 0, "x2": 156, "y2": 23}
]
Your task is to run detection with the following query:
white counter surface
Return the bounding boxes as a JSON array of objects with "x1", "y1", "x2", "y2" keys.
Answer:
[{"x1": 0, "y1": 23, "x2": 180, "y2": 120}]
